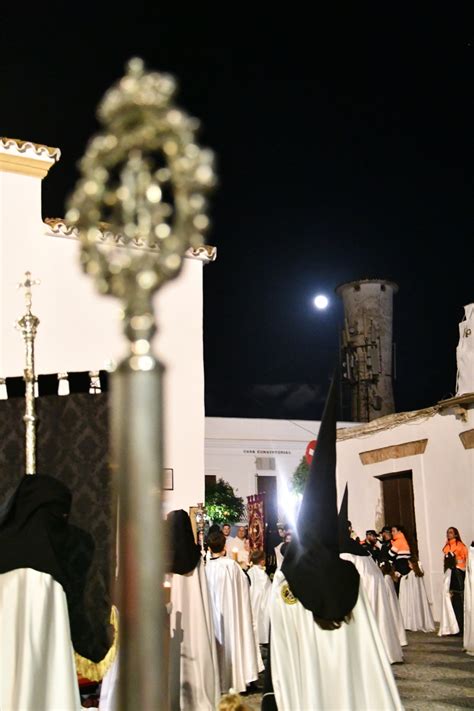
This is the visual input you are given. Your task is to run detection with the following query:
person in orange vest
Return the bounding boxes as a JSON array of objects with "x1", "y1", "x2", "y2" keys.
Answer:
[
  {"x1": 443, "y1": 526, "x2": 468, "y2": 633},
  {"x1": 389, "y1": 525, "x2": 411, "y2": 580}
]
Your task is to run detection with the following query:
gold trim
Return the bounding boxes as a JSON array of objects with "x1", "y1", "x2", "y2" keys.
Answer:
[
  {"x1": 0, "y1": 153, "x2": 55, "y2": 178},
  {"x1": 0, "y1": 137, "x2": 61, "y2": 161},
  {"x1": 74, "y1": 605, "x2": 119, "y2": 682},
  {"x1": 359, "y1": 438, "x2": 428, "y2": 465},
  {"x1": 281, "y1": 582, "x2": 297, "y2": 605}
]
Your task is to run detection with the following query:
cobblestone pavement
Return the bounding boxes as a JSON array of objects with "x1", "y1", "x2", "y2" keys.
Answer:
[
  {"x1": 394, "y1": 631, "x2": 474, "y2": 710},
  {"x1": 241, "y1": 632, "x2": 474, "y2": 710}
]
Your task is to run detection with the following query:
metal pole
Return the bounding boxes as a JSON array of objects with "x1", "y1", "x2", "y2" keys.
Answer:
[
  {"x1": 111, "y1": 360, "x2": 165, "y2": 709},
  {"x1": 67, "y1": 58, "x2": 215, "y2": 710},
  {"x1": 17, "y1": 272, "x2": 40, "y2": 475}
]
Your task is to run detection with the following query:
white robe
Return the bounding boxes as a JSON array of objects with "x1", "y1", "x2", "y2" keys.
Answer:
[
  {"x1": 383, "y1": 573, "x2": 407, "y2": 646},
  {"x1": 340, "y1": 552, "x2": 403, "y2": 663},
  {"x1": 169, "y1": 560, "x2": 220, "y2": 710},
  {"x1": 438, "y1": 568, "x2": 460, "y2": 636},
  {"x1": 270, "y1": 570, "x2": 402, "y2": 711},
  {"x1": 205, "y1": 556, "x2": 262, "y2": 693},
  {"x1": 248, "y1": 564, "x2": 271, "y2": 644},
  {"x1": 464, "y1": 546, "x2": 474, "y2": 654},
  {"x1": 98, "y1": 653, "x2": 119, "y2": 711},
  {"x1": 225, "y1": 535, "x2": 240, "y2": 554},
  {"x1": 274, "y1": 542, "x2": 284, "y2": 569},
  {"x1": 0, "y1": 567, "x2": 82, "y2": 711},
  {"x1": 399, "y1": 569, "x2": 435, "y2": 633}
]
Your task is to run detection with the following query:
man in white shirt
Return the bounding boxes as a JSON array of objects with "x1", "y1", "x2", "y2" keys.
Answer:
[{"x1": 222, "y1": 523, "x2": 235, "y2": 554}]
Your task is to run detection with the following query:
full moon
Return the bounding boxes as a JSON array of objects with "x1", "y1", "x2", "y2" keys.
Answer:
[{"x1": 314, "y1": 294, "x2": 329, "y2": 310}]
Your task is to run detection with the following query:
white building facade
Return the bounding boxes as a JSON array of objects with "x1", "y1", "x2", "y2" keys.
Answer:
[
  {"x1": 205, "y1": 416, "x2": 355, "y2": 527},
  {"x1": 205, "y1": 395, "x2": 474, "y2": 623},
  {"x1": 336, "y1": 394, "x2": 474, "y2": 621},
  {"x1": 0, "y1": 137, "x2": 214, "y2": 512}
]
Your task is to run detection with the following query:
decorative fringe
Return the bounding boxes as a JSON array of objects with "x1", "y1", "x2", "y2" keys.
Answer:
[
  {"x1": 57, "y1": 372, "x2": 69, "y2": 396},
  {"x1": 0, "y1": 378, "x2": 7, "y2": 400},
  {"x1": 89, "y1": 371, "x2": 101, "y2": 395},
  {"x1": 74, "y1": 605, "x2": 119, "y2": 682}
]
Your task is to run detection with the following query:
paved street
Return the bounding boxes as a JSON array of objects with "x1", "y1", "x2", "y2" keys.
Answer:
[
  {"x1": 394, "y1": 631, "x2": 474, "y2": 710},
  {"x1": 244, "y1": 632, "x2": 474, "y2": 710}
]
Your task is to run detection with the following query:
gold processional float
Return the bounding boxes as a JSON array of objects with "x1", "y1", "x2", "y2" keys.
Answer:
[{"x1": 65, "y1": 58, "x2": 216, "y2": 710}]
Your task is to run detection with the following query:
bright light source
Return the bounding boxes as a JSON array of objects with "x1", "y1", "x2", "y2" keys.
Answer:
[{"x1": 314, "y1": 294, "x2": 329, "y2": 310}]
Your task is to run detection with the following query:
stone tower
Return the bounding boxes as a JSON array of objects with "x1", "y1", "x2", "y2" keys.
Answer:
[{"x1": 336, "y1": 279, "x2": 398, "y2": 422}]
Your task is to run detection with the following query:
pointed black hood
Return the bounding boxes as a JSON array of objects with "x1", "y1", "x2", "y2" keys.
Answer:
[
  {"x1": 281, "y1": 375, "x2": 360, "y2": 625},
  {"x1": 166, "y1": 509, "x2": 201, "y2": 575},
  {"x1": 338, "y1": 484, "x2": 369, "y2": 556}
]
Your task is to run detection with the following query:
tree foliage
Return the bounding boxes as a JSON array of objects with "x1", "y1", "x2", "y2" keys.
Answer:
[
  {"x1": 205, "y1": 477, "x2": 246, "y2": 525},
  {"x1": 291, "y1": 455, "x2": 309, "y2": 496}
]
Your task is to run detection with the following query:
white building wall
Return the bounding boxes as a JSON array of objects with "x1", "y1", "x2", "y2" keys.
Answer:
[
  {"x1": 0, "y1": 141, "x2": 209, "y2": 513},
  {"x1": 205, "y1": 417, "x2": 355, "y2": 526},
  {"x1": 336, "y1": 406, "x2": 474, "y2": 621},
  {"x1": 206, "y1": 407, "x2": 474, "y2": 622}
]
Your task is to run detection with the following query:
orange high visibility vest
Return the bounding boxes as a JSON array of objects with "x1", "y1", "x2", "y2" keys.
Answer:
[
  {"x1": 443, "y1": 539, "x2": 468, "y2": 570},
  {"x1": 391, "y1": 531, "x2": 410, "y2": 556}
]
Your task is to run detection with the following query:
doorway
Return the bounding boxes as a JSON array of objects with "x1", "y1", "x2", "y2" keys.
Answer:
[
  {"x1": 257, "y1": 475, "x2": 278, "y2": 526},
  {"x1": 256, "y1": 475, "x2": 279, "y2": 563},
  {"x1": 377, "y1": 470, "x2": 418, "y2": 557}
]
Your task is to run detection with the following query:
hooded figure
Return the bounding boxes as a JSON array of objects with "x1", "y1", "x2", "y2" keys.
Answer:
[
  {"x1": 265, "y1": 376, "x2": 402, "y2": 710},
  {"x1": 166, "y1": 509, "x2": 220, "y2": 710},
  {"x1": 281, "y1": 378, "x2": 359, "y2": 626},
  {"x1": 339, "y1": 484, "x2": 406, "y2": 661},
  {"x1": 337, "y1": 485, "x2": 370, "y2": 558},
  {"x1": 0, "y1": 474, "x2": 82, "y2": 710}
]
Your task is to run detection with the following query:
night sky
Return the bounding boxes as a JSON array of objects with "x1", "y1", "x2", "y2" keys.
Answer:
[{"x1": 1, "y1": 8, "x2": 472, "y2": 419}]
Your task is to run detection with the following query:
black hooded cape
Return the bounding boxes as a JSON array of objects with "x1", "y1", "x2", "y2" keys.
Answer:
[
  {"x1": 0, "y1": 474, "x2": 73, "y2": 589},
  {"x1": 281, "y1": 376, "x2": 359, "y2": 624},
  {"x1": 0, "y1": 474, "x2": 108, "y2": 662},
  {"x1": 167, "y1": 509, "x2": 201, "y2": 575}
]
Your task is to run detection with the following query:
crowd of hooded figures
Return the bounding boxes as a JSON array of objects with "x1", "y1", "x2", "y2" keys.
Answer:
[{"x1": 1, "y1": 380, "x2": 474, "y2": 709}]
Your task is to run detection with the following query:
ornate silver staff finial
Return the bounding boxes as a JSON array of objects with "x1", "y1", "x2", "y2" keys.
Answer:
[
  {"x1": 66, "y1": 58, "x2": 216, "y2": 711},
  {"x1": 16, "y1": 271, "x2": 41, "y2": 475}
]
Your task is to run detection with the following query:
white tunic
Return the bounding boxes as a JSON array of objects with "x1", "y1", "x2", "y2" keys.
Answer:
[
  {"x1": 98, "y1": 652, "x2": 119, "y2": 711},
  {"x1": 274, "y1": 542, "x2": 284, "y2": 569},
  {"x1": 225, "y1": 535, "x2": 241, "y2": 554},
  {"x1": 383, "y1": 573, "x2": 408, "y2": 646},
  {"x1": 464, "y1": 546, "x2": 474, "y2": 653},
  {"x1": 399, "y1": 569, "x2": 435, "y2": 633},
  {"x1": 169, "y1": 559, "x2": 220, "y2": 710},
  {"x1": 340, "y1": 552, "x2": 403, "y2": 663},
  {"x1": 205, "y1": 555, "x2": 262, "y2": 693},
  {"x1": 0, "y1": 568, "x2": 82, "y2": 711},
  {"x1": 438, "y1": 568, "x2": 460, "y2": 636},
  {"x1": 248, "y1": 564, "x2": 271, "y2": 644},
  {"x1": 270, "y1": 570, "x2": 402, "y2": 711}
]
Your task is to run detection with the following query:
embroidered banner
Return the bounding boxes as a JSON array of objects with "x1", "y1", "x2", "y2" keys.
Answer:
[{"x1": 247, "y1": 494, "x2": 265, "y2": 551}]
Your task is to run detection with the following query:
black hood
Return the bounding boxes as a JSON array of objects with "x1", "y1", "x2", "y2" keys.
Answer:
[{"x1": 282, "y1": 375, "x2": 360, "y2": 625}]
